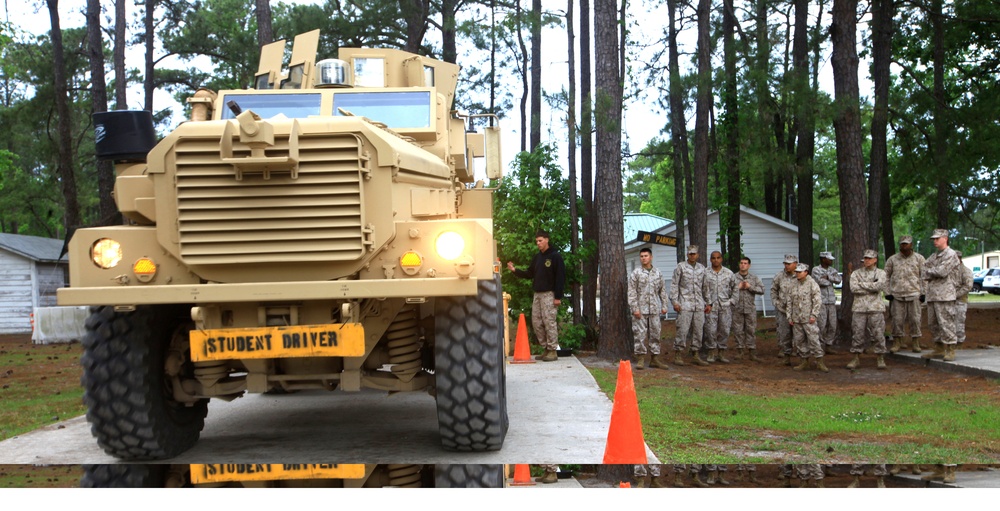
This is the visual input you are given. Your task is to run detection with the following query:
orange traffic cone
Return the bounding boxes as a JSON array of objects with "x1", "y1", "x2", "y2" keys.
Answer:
[
  {"x1": 619, "y1": 481, "x2": 631, "y2": 488},
  {"x1": 510, "y1": 313, "x2": 536, "y2": 364},
  {"x1": 602, "y1": 360, "x2": 648, "y2": 464},
  {"x1": 510, "y1": 464, "x2": 536, "y2": 486}
]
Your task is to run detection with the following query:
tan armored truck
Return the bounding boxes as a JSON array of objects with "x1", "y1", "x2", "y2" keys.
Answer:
[{"x1": 59, "y1": 30, "x2": 507, "y2": 460}]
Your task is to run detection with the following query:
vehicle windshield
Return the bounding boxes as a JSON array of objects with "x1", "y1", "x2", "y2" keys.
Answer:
[
  {"x1": 333, "y1": 91, "x2": 431, "y2": 129},
  {"x1": 221, "y1": 93, "x2": 323, "y2": 120}
]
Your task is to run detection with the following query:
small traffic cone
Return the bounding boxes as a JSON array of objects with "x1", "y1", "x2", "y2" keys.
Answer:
[
  {"x1": 602, "y1": 360, "x2": 647, "y2": 464},
  {"x1": 510, "y1": 313, "x2": 536, "y2": 364},
  {"x1": 509, "y1": 464, "x2": 536, "y2": 486},
  {"x1": 619, "y1": 481, "x2": 631, "y2": 488}
]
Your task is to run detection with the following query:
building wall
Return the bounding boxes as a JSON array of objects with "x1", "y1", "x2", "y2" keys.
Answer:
[
  {"x1": 0, "y1": 250, "x2": 33, "y2": 334},
  {"x1": 962, "y1": 251, "x2": 1000, "y2": 271},
  {"x1": 35, "y1": 262, "x2": 67, "y2": 307}
]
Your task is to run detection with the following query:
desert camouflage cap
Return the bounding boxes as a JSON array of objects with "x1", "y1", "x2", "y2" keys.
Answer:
[
  {"x1": 930, "y1": 229, "x2": 949, "y2": 239},
  {"x1": 687, "y1": 245, "x2": 699, "y2": 254},
  {"x1": 819, "y1": 251, "x2": 835, "y2": 260},
  {"x1": 863, "y1": 249, "x2": 878, "y2": 259},
  {"x1": 795, "y1": 263, "x2": 809, "y2": 272},
  {"x1": 899, "y1": 235, "x2": 913, "y2": 245},
  {"x1": 783, "y1": 254, "x2": 798, "y2": 264}
]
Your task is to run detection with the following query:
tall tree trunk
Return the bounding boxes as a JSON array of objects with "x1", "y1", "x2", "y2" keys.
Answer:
[
  {"x1": 401, "y1": 0, "x2": 429, "y2": 54},
  {"x1": 86, "y1": 0, "x2": 120, "y2": 225},
  {"x1": 144, "y1": 0, "x2": 155, "y2": 112},
  {"x1": 668, "y1": 0, "x2": 687, "y2": 262},
  {"x1": 594, "y1": 0, "x2": 628, "y2": 361},
  {"x1": 830, "y1": 0, "x2": 868, "y2": 339},
  {"x1": 567, "y1": 0, "x2": 581, "y2": 326},
  {"x1": 931, "y1": 0, "x2": 949, "y2": 229},
  {"x1": 580, "y1": 0, "x2": 599, "y2": 344},
  {"x1": 690, "y1": 0, "x2": 711, "y2": 253},
  {"x1": 441, "y1": 0, "x2": 458, "y2": 63},
  {"x1": 255, "y1": 0, "x2": 273, "y2": 46},
  {"x1": 516, "y1": 1, "x2": 528, "y2": 152},
  {"x1": 871, "y1": 0, "x2": 895, "y2": 255},
  {"x1": 722, "y1": 0, "x2": 740, "y2": 267},
  {"x1": 756, "y1": 0, "x2": 778, "y2": 219},
  {"x1": 793, "y1": 0, "x2": 814, "y2": 266},
  {"x1": 114, "y1": 0, "x2": 126, "y2": 109},
  {"x1": 47, "y1": 0, "x2": 81, "y2": 233},
  {"x1": 529, "y1": 0, "x2": 541, "y2": 154}
]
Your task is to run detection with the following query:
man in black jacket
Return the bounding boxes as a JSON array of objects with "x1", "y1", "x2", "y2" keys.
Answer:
[{"x1": 507, "y1": 229, "x2": 566, "y2": 361}]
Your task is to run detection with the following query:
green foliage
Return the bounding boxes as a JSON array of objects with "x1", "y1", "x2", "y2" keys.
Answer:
[{"x1": 495, "y1": 144, "x2": 590, "y2": 338}]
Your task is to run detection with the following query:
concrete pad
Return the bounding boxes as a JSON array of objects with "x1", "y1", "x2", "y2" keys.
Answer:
[
  {"x1": 894, "y1": 467, "x2": 1000, "y2": 488},
  {"x1": 892, "y1": 345, "x2": 1000, "y2": 380},
  {"x1": 0, "y1": 355, "x2": 659, "y2": 465}
]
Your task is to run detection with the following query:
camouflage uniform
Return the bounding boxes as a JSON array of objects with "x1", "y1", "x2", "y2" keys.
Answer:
[
  {"x1": 770, "y1": 262, "x2": 798, "y2": 356},
  {"x1": 797, "y1": 464, "x2": 824, "y2": 482},
  {"x1": 629, "y1": 265, "x2": 669, "y2": 356},
  {"x1": 884, "y1": 248, "x2": 926, "y2": 343},
  {"x1": 953, "y1": 262, "x2": 973, "y2": 344},
  {"x1": 730, "y1": 271, "x2": 764, "y2": 350},
  {"x1": 787, "y1": 271, "x2": 823, "y2": 359},
  {"x1": 811, "y1": 260, "x2": 841, "y2": 347},
  {"x1": 634, "y1": 464, "x2": 661, "y2": 477},
  {"x1": 850, "y1": 464, "x2": 888, "y2": 476},
  {"x1": 703, "y1": 266, "x2": 735, "y2": 351},
  {"x1": 850, "y1": 263, "x2": 888, "y2": 354},
  {"x1": 923, "y1": 244, "x2": 961, "y2": 345},
  {"x1": 670, "y1": 260, "x2": 708, "y2": 351},
  {"x1": 511, "y1": 246, "x2": 566, "y2": 353}
]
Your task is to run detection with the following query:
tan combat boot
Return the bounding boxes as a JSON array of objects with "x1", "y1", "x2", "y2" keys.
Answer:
[
  {"x1": 717, "y1": 471, "x2": 730, "y2": 485},
  {"x1": 876, "y1": 476, "x2": 886, "y2": 488},
  {"x1": 793, "y1": 357, "x2": 809, "y2": 371},
  {"x1": 815, "y1": 479, "x2": 825, "y2": 488},
  {"x1": 706, "y1": 469, "x2": 717, "y2": 485},
  {"x1": 651, "y1": 475, "x2": 666, "y2": 488},
  {"x1": 876, "y1": 354, "x2": 887, "y2": 369},
  {"x1": 943, "y1": 465, "x2": 956, "y2": 484},
  {"x1": 749, "y1": 349, "x2": 762, "y2": 362},
  {"x1": 911, "y1": 337, "x2": 923, "y2": 353},
  {"x1": 921, "y1": 465, "x2": 945, "y2": 481},
  {"x1": 921, "y1": 342, "x2": 945, "y2": 359},
  {"x1": 889, "y1": 465, "x2": 902, "y2": 475},
  {"x1": 735, "y1": 470, "x2": 745, "y2": 482},
  {"x1": 847, "y1": 475, "x2": 861, "y2": 488},
  {"x1": 674, "y1": 351, "x2": 686, "y2": 366},
  {"x1": 847, "y1": 353, "x2": 861, "y2": 369},
  {"x1": 691, "y1": 350, "x2": 710, "y2": 366},
  {"x1": 536, "y1": 470, "x2": 558, "y2": 484},
  {"x1": 736, "y1": 348, "x2": 745, "y2": 360},
  {"x1": 890, "y1": 338, "x2": 901, "y2": 353},
  {"x1": 717, "y1": 349, "x2": 731, "y2": 363},
  {"x1": 943, "y1": 344, "x2": 956, "y2": 361},
  {"x1": 748, "y1": 471, "x2": 760, "y2": 484},
  {"x1": 636, "y1": 354, "x2": 646, "y2": 370},
  {"x1": 815, "y1": 357, "x2": 829, "y2": 373},
  {"x1": 636, "y1": 475, "x2": 649, "y2": 488},
  {"x1": 540, "y1": 349, "x2": 558, "y2": 362},
  {"x1": 673, "y1": 473, "x2": 686, "y2": 487},
  {"x1": 706, "y1": 348, "x2": 717, "y2": 363},
  {"x1": 691, "y1": 472, "x2": 709, "y2": 487},
  {"x1": 783, "y1": 353, "x2": 793, "y2": 366},
  {"x1": 911, "y1": 465, "x2": 923, "y2": 474},
  {"x1": 650, "y1": 354, "x2": 670, "y2": 370}
]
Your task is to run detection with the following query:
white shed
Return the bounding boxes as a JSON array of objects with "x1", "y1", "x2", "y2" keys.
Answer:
[
  {"x1": 962, "y1": 251, "x2": 1000, "y2": 272},
  {"x1": 0, "y1": 233, "x2": 68, "y2": 334},
  {"x1": 624, "y1": 206, "x2": 818, "y2": 313}
]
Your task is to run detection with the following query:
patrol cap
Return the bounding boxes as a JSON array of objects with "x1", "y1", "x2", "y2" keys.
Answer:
[
  {"x1": 795, "y1": 263, "x2": 809, "y2": 272},
  {"x1": 863, "y1": 249, "x2": 878, "y2": 259},
  {"x1": 899, "y1": 235, "x2": 913, "y2": 245},
  {"x1": 930, "y1": 229, "x2": 949, "y2": 239},
  {"x1": 819, "y1": 251, "x2": 835, "y2": 260},
  {"x1": 783, "y1": 254, "x2": 798, "y2": 264},
  {"x1": 687, "y1": 245, "x2": 699, "y2": 254}
]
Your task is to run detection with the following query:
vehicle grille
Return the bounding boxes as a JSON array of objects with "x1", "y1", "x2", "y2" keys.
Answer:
[{"x1": 172, "y1": 133, "x2": 367, "y2": 264}]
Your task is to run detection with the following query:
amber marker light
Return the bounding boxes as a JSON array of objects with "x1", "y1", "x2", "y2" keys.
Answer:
[
  {"x1": 132, "y1": 257, "x2": 158, "y2": 282},
  {"x1": 91, "y1": 238, "x2": 123, "y2": 269},
  {"x1": 400, "y1": 250, "x2": 423, "y2": 275},
  {"x1": 435, "y1": 231, "x2": 465, "y2": 261}
]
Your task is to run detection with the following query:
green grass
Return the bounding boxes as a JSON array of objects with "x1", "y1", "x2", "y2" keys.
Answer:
[
  {"x1": 590, "y1": 367, "x2": 1000, "y2": 463},
  {"x1": 968, "y1": 292, "x2": 1000, "y2": 303},
  {"x1": 0, "y1": 382, "x2": 85, "y2": 440},
  {"x1": 0, "y1": 343, "x2": 84, "y2": 440}
]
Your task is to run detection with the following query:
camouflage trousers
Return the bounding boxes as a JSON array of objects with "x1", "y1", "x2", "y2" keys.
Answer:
[
  {"x1": 792, "y1": 322, "x2": 822, "y2": 358},
  {"x1": 731, "y1": 310, "x2": 757, "y2": 349},
  {"x1": 775, "y1": 310, "x2": 792, "y2": 355},
  {"x1": 531, "y1": 291, "x2": 559, "y2": 350},
  {"x1": 956, "y1": 301, "x2": 967, "y2": 344},
  {"x1": 540, "y1": 464, "x2": 558, "y2": 472},
  {"x1": 634, "y1": 464, "x2": 661, "y2": 477},
  {"x1": 736, "y1": 464, "x2": 756, "y2": 472},
  {"x1": 850, "y1": 464, "x2": 888, "y2": 476},
  {"x1": 851, "y1": 311, "x2": 887, "y2": 354},
  {"x1": 890, "y1": 298, "x2": 922, "y2": 339},
  {"x1": 796, "y1": 464, "x2": 824, "y2": 480},
  {"x1": 674, "y1": 310, "x2": 705, "y2": 351},
  {"x1": 632, "y1": 314, "x2": 662, "y2": 355},
  {"x1": 703, "y1": 306, "x2": 732, "y2": 350},
  {"x1": 817, "y1": 303, "x2": 838, "y2": 346},
  {"x1": 927, "y1": 301, "x2": 958, "y2": 345}
]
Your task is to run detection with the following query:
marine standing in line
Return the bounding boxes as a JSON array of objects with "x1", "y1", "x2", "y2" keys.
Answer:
[
  {"x1": 884, "y1": 235, "x2": 926, "y2": 353},
  {"x1": 507, "y1": 229, "x2": 566, "y2": 362},
  {"x1": 628, "y1": 247, "x2": 670, "y2": 370},
  {"x1": 921, "y1": 229, "x2": 961, "y2": 361},
  {"x1": 703, "y1": 250, "x2": 735, "y2": 363},
  {"x1": 786, "y1": 263, "x2": 828, "y2": 372},
  {"x1": 670, "y1": 245, "x2": 710, "y2": 366},
  {"x1": 770, "y1": 254, "x2": 799, "y2": 365},
  {"x1": 952, "y1": 251, "x2": 974, "y2": 346},
  {"x1": 847, "y1": 249, "x2": 889, "y2": 370},
  {"x1": 730, "y1": 257, "x2": 764, "y2": 362},
  {"x1": 811, "y1": 251, "x2": 842, "y2": 354}
]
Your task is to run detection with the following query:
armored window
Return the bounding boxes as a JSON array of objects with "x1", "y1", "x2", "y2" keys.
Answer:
[
  {"x1": 333, "y1": 91, "x2": 432, "y2": 129},
  {"x1": 220, "y1": 93, "x2": 322, "y2": 120}
]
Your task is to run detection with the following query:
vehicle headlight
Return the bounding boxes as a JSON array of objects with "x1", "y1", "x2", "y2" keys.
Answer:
[
  {"x1": 91, "y1": 238, "x2": 123, "y2": 269},
  {"x1": 435, "y1": 231, "x2": 465, "y2": 261}
]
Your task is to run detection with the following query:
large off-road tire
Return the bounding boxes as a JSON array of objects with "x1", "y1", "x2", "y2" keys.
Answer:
[
  {"x1": 433, "y1": 464, "x2": 505, "y2": 488},
  {"x1": 433, "y1": 276, "x2": 508, "y2": 451},
  {"x1": 80, "y1": 464, "x2": 168, "y2": 488},
  {"x1": 81, "y1": 305, "x2": 209, "y2": 460}
]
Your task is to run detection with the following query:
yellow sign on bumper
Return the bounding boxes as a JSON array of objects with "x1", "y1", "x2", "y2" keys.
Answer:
[
  {"x1": 189, "y1": 464, "x2": 366, "y2": 484},
  {"x1": 189, "y1": 323, "x2": 365, "y2": 362}
]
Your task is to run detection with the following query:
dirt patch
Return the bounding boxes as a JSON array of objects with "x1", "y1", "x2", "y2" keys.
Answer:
[
  {"x1": 0, "y1": 465, "x2": 82, "y2": 488},
  {"x1": 0, "y1": 334, "x2": 85, "y2": 439}
]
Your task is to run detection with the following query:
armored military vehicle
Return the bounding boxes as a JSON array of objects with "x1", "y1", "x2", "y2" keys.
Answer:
[{"x1": 59, "y1": 30, "x2": 507, "y2": 460}]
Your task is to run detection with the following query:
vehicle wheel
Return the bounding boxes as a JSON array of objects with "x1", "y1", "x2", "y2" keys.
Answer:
[
  {"x1": 81, "y1": 305, "x2": 209, "y2": 460},
  {"x1": 433, "y1": 276, "x2": 508, "y2": 451},
  {"x1": 80, "y1": 464, "x2": 167, "y2": 488},
  {"x1": 973, "y1": 283, "x2": 981, "y2": 293},
  {"x1": 434, "y1": 464, "x2": 505, "y2": 488}
]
